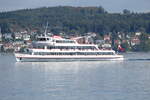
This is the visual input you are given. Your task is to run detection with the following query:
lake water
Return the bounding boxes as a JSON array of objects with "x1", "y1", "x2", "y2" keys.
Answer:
[{"x1": 0, "y1": 53, "x2": 150, "y2": 100}]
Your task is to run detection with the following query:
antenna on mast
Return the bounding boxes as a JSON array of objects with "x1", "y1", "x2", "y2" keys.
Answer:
[{"x1": 44, "y1": 22, "x2": 48, "y2": 36}]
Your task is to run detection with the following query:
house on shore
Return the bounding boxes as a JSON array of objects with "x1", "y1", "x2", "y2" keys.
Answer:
[
  {"x1": 0, "y1": 32, "x2": 2, "y2": 42},
  {"x1": 131, "y1": 36, "x2": 140, "y2": 46},
  {"x1": 0, "y1": 27, "x2": 2, "y2": 42},
  {"x1": 22, "y1": 33, "x2": 31, "y2": 41},
  {"x1": 4, "y1": 33, "x2": 13, "y2": 40},
  {"x1": 14, "y1": 32, "x2": 22, "y2": 40}
]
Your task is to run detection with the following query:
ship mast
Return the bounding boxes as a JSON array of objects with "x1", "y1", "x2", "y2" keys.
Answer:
[{"x1": 44, "y1": 22, "x2": 48, "y2": 36}]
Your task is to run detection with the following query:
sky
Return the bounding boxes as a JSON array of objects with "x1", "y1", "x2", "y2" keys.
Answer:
[{"x1": 0, "y1": 0, "x2": 150, "y2": 13}]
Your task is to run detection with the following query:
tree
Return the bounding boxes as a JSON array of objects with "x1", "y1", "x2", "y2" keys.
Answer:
[
  {"x1": 123, "y1": 9, "x2": 131, "y2": 14},
  {"x1": 139, "y1": 33, "x2": 150, "y2": 51}
]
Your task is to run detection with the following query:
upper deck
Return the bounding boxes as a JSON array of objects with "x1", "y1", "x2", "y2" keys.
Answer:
[{"x1": 33, "y1": 35, "x2": 98, "y2": 47}]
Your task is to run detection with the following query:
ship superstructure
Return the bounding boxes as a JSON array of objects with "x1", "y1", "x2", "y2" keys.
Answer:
[{"x1": 15, "y1": 35, "x2": 123, "y2": 62}]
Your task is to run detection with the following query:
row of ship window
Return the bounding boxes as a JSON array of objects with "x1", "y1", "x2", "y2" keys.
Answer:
[
  {"x1": 33, "y1": 52, "x2": 115, "y2": 55},
  {"x1": 56, "y1": 40, "x2": 75, "y2": 43},
  {"x1": 37, "y1": 38, "x2": 75, "y2": 43},
  {"x1": 37, "y1": 38, "x2": 50, "y2": 41},
  {"x1": 33, "y1": 46, "x2": 97, "y2": 50}
]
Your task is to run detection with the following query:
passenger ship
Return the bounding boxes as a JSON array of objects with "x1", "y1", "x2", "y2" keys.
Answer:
[{"x1": 14, "y1": 35, "x2": 124, "y2": 62}]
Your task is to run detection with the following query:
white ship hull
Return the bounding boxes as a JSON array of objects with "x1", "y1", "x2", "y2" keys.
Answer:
[{"x1": 15, "y1": 53, "x2": 124, "y2": 62}]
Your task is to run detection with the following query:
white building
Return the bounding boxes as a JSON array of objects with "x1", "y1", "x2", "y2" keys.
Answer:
[
  {"x1": 4, "y1": 33, "x2": 12, "y2": 40},
  {"x1": 0, "y1": 28, "x2": 2, "y2": 42},
  {"x1": 15, "y1": 32, "x2": 22, "y2": 40},
  {"x1": 86, "y1": 32, "x2": 97, "y2": 37},
  {"x1": 23, "y1": 34, "x2": 30, "y2": 41},
  {"x1": 135, "y1": 32, "x2": 142, "y2": 36},
  {"x1": 0, "y1": 33, "x2": 2, "y2": 42}
]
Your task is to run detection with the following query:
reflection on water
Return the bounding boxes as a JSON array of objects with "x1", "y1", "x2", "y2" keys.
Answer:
[
  {"x1": 16, "y1": 60, "x2": 122, "y2": 68},
  {"x1": 0, "y1": 53, "x2": 150, "y2": 100},
  {"x1": 15, "y1": 61, "x2": 124, "y2": 73}
]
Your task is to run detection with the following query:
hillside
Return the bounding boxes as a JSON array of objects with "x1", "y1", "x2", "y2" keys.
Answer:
[{"x1": 0, "y1": 6, "x2": 150, "y2": 35}]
